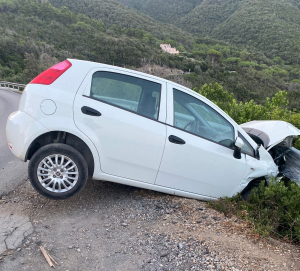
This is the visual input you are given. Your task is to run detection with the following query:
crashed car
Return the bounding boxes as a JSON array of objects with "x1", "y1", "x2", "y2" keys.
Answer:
[{"x1": 6, "y1": 59, "x2": 300, "y2": 200}]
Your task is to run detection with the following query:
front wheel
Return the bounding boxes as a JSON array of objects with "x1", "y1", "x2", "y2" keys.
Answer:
[{"x1": 28, "y1": 143, "x2": 88, "y2": 200}]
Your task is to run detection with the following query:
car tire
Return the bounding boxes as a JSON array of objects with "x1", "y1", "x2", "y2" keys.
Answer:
[{"x1": 28, "y1": 143, "x2": 88, "y2": 200}]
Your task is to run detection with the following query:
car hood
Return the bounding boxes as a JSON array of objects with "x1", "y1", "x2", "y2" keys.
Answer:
[{"x1": 240, "y1": 121, "x2": 300, "y2": 151}]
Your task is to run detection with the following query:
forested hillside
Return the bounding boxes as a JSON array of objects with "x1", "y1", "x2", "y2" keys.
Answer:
[
  {"x1": 48, "y1": 0, "x2": 194, "y2": 48},
  {"x1": 116, "y1": 0, "x2": 203, "y2": 25},
  {"x1": 210, "y1": 0, "x2": 300, "y2": 64},
  {"x1": 2, "y1": 0, "x2": 300, "y2": 110},
  {"x1": 116, "y1": 0, "x2": 300, "y2": 65},
  {"x1": 0, "y1": 0, "x2": 198, "y2": 83}
]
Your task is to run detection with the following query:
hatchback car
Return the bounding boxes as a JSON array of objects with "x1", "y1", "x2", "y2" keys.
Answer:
[{"x1": 6, "y1": 59, "x2": 300, "y2": 200}]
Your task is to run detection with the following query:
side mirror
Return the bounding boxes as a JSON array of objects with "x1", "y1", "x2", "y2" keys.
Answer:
[
  {"x1": 233, "y1": 137, "x2": 244, "y2": 159},
  {"x1": 235, "y1": 137, "x2": 244, "y2": 149}
]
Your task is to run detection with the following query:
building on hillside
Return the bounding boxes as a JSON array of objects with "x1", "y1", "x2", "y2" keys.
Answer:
[{"x1": 160, "y1": 44, "x2": 179, "y2": 54}]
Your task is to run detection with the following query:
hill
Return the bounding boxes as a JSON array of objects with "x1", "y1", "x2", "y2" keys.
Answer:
[
  {"x1": 48, "y1": 0, "x2": 194, "y2": 48},
  {"x1": 115, "y1": 0, "x2": 300, "y2": 64},
  {"x1": 0, "y1": 0, "x2": 175, "y2": 82},
  {"x1": 116, "y1": 0, "x2": 202, "y2": 25},
  {"x1": 2, "y1": 0, "x2": 300, "y2": 110},
  {"x1": 210, "y1": 0, "x2": 300, "y2": 63}
]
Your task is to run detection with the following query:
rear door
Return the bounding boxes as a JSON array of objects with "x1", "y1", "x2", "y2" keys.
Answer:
[
  {"x1": 74, "y1": 67, "x2": 167, "y2": 184},
  {"x1": 155, "y1": 84, "x2": 247, "y2": 198}
]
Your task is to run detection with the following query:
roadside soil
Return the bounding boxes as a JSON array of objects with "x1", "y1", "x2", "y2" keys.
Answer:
[{"x1": 0, "y1": 179, "x2": 299, "y2": 271}]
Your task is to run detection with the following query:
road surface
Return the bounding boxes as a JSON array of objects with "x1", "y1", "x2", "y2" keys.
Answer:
[{"x1": 0, "y1": 88, "x2": 27, "y2": 196}]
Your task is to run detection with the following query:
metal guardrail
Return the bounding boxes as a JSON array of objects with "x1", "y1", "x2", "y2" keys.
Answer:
[{"x1": 0, "y1": 81, "x2": 26, "y2": 91}]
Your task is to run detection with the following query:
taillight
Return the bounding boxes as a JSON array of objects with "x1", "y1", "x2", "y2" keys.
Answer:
[{"x1": 30, "y1": 60, "x2": 72, "y2": 85}]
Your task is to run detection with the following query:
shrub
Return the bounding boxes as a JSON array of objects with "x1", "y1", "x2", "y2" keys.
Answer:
[{"x1": 210, "y1": 179, "x2": 300, "y2": 242}]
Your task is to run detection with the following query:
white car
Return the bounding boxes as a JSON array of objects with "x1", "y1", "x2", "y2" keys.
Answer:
[{"x1": 6, "y1": 59, "x2": 300, "y2": 200}]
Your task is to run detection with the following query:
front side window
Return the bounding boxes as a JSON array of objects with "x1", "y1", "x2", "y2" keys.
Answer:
[
  {"x1": 238, "y1": 132, "x2": 255, "y2": 156},
  {"x1": 91, "y1": 72, "x2": 161, "y2": 120},
  {"x1": 173, "y1": 89, "x2": 234, "y2": 148}
]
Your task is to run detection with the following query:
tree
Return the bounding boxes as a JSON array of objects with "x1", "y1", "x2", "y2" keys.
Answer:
[
  {"x1": 240, "y1": 49, "x2": 251, "y2": 61},
  {"x1": 273, "y1": 56, "x2": 284, "y2": 65},
  {"x1": 207, "y1": 49, "x2": 222, "y2": 66}
]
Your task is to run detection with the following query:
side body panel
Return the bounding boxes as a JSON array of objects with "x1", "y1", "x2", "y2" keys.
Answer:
[
  {"x1": 74, "y1": 67, "x2": 167, "y2": 184},
  {"x1": 155, "y1": 83, "x2": 248, "y2": 198}
]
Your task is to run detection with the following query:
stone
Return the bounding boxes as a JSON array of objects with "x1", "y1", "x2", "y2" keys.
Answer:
[{"x1": 160, "y1": 251, "x2": 170, "y2": 257}]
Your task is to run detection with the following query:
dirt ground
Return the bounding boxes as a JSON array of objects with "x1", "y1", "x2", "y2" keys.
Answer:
[{"x1": 0, "y1": 179, "x2": 299, "y2": 271}]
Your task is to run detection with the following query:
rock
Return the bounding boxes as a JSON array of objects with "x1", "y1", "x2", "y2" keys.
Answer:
[
  {"x1": 68, "y1": 246, "x2": 73, "y2": 249},
  {"x1": 212, "y1": 217, "x2": 221, "y2": 221},
  {"x1": 160, "y1": 250, "x2": 170, "y2": 257},
  {"x1": 178, "y1": 243, "x2": 183, "y2": 249},
  {"x1": 202, "y1": 216, "x2": 208, "y2": 219},
  {"x1": 77, "y1": 248, "x2": 81, "y2": 252},
  {"x1": 197, "y1": 220, "x2": 202, "y2": 224},
  {"x1": 121, "y1": 223, "x2": 128, "y2": 227},
  {"x1": 17, "y1": 248, "x2": 21, "y2": 252}
]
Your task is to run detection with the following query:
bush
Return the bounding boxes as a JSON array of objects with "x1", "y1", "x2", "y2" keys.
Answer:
[{"x1": 210, "y1": 179, "x2": 300, "y2": 242}]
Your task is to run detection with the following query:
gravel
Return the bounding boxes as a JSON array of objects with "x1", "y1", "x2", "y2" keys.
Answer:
[{"x1": 0, "y1": 179, "x2": 299, "y2": 270}]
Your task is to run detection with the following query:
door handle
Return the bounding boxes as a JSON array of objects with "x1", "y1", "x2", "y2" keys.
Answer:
[
  {"x1": 81, "y1": 106, "x2": 101, "y2": 117},
  {"x1": 169, "y1": 135, "x2": 185, "y2": 145}
]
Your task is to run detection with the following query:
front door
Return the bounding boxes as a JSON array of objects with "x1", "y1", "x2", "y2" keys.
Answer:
[
  {"x1": 155, "y1": 86, "x2": 247, "y2": 198},
  {"x1": 74, "y1": 68, "x2": 167, "y2": 184}
]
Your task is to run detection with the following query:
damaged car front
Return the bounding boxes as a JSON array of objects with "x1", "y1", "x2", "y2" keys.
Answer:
[{"x1": 241, "y1": 121, "x2": 300, "y2": 185}]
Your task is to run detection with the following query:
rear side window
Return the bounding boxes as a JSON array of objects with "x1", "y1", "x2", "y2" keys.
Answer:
[{"x1": 90, "y1": 71, "x2": 161, "y2": 120}]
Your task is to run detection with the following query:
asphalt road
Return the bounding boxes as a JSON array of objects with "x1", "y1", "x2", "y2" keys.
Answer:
[{"x1": 0, "y1": 88, "x2": 27, "y2": 196}]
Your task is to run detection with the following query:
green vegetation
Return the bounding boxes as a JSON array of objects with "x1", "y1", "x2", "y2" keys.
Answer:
[
  {"x1": 115, "y1": 0, "x2": 300, "y2": 66},
  {"x1": 2, "y1": 0, "x2": 300, "y2": 111},
  {"x1": 182, "y1": 39, "x2": 300, "y2": 110},
  {"x1": 116, "y1": 0, "x2": 202, "y2": 25},
  {"x1": 210, "y1": 179, "x2": 300, "y2": 242},
  {"x1": 48, "y1": 0, "x2": 194, "y2": 48},
  {"x1": 0, "y1": 0, "x2": 194, "y2": 83}
]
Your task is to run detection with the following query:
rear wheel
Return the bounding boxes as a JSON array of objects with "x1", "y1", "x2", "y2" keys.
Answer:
[{"x1": 28, "y1": 143, "x2": 88, "y2": 200}]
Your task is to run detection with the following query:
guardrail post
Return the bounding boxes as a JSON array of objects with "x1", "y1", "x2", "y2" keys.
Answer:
[{"x1": 0, "y1": 81, "x2": 26, "y2": 92}]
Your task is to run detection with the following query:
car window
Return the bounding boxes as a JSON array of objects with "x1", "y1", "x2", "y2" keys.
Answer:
[
  {"x1": 90, "y1": 71, "x2": 161, "y2": 120},
  {"x1": 174, "y1": 101, "x2": 195, "y2": 129},
  {"x1": 238, "y1": 132, "x2": 255, "y2": 156},
  {"x1": 173, "y1": 89, "x2": 234, "y2": 148}
]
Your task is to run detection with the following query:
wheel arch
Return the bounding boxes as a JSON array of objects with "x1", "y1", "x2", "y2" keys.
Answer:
[
  {"x1": 26, "y1": 131, "x2": 95, "y2": 177},
  {"x1": 241, "y1": 177, "x2": 267, "y2": 198}
]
